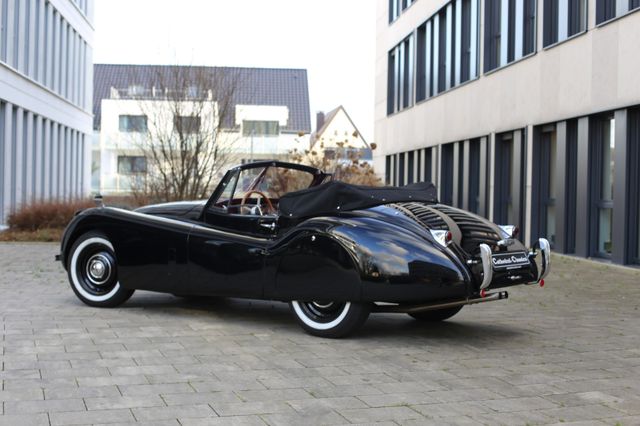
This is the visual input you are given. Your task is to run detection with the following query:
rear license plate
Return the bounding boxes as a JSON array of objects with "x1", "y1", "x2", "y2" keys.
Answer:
[{"x1": 492, "y1": 251, "x2": 530, "y2": 270}]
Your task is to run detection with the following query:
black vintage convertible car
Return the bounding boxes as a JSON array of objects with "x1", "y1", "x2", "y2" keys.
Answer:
[{"x1": 57, "y1": 161, "x2": 550, "y2": 337}]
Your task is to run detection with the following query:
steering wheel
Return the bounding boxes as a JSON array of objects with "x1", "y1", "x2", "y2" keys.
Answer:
[{"x1": 240, "y1": 190, "x2": 275, "y2": 215}]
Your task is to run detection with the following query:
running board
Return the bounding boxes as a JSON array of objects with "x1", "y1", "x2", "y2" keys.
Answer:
[{"x1": 373, "y1": 291, "x2": 509, "y2": 314}]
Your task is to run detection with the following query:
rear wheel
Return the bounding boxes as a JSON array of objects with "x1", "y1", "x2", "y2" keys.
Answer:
[
  {"x1": 67, "y1": 232, "x2": 134, "y2": 307},
  {"x1": 408, "y1": 306, "x2": 462, "y2": 322},
  {"x1": 289, "y1": 300, "x2": 370, "y2": 338}
]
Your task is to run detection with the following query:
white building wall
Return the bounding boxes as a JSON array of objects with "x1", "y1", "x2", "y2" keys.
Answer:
[
  {"x1": 96, "y1": 99, "x2": 300, "y2": 194},
  {"x1": 0, "y1": 0, "x2": 93, "y2": 226}
]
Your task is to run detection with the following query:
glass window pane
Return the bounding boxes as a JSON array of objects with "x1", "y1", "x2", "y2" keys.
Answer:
[
  {"x1": 601, "y1": 117, "x2": 615, "y2": 201},
  {"x1": 598, "y1": 207, "x2": 613, "y2": 254},
  {"x1": 548, "y1": 133, "x2": 557, "y2": 198},
  {"x1": 546, "y1": 204, "x2": 556, "y2": 245}
]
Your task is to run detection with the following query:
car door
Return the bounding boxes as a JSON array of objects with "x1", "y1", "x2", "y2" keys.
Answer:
[{"x1": 187, "y1": 210, "x2": 275, "y2": 298}]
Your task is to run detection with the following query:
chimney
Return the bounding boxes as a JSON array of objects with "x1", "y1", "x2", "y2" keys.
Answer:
[{"x1": 316, "y1": 111, "x2": 325, "y2": 132}]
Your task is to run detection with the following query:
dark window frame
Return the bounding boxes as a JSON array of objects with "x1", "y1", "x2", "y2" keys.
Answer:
[
  {"x1": 596, "y1": 0, "x2": 616, "y2": 24},
  {"x1": 484, "y1": 0, "x2": 501, "y2": 72},
  {"x1": 408, "y1": 151, "x2": 415, "y2": 184},
  {"x1": 468, "y1": 139, "x2": 481, "y2": 214},
  {"x1": 441, "y1": 143, "x2": 455, "y2": 205},
  {"x1": 117, "y1": 156, "x2": 147, "y2": 174},
  {"x1": 589, "y1": 113, "x2": 615, "y2": 259},
  {"x1": 118, "y1": 115, "x2": 148, "y2": 133},
  {"x1": 173, "y1": 115, "x2": 201, "y2": 134},
  {"x1": 628, "y1": 108, "x2": 640, "y2": 264}
]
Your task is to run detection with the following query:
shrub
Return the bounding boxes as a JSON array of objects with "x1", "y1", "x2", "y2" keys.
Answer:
[{"x1": 6, "y1": 200, "x2": 95, "y2": 231}]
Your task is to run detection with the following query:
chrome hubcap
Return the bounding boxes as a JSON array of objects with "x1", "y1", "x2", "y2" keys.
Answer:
[
  {"x1": 86, "y1": 254, "x2": 111, "y2": 285},
  {"x1": 311, "y1": 301, "x2": 334, "y2": 309}
]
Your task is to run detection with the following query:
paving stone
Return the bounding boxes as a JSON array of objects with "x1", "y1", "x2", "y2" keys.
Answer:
[
  {"x1": 4, "y1": 398, "x2": 86, "y2": 414},
  {"x1": 50, "y1": 408, "x2": 135, "y2": 425},
  {"x1": 132, "y1": 404, "x2": 217, "y2": 421},
  {"x1": 338, "y1": 406, "x2": 424, "y2": 423},
  {"x1": 0, "y1": 413, "x2": 50, "y2": 426},
  {"x1": 85, "y1": 395, "x2": 166, "y2": 410}
]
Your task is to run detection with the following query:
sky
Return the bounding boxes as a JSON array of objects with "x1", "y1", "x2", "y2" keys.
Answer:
[{"x1": 93, "y1": 0, "x2": 377, "y2": 142}]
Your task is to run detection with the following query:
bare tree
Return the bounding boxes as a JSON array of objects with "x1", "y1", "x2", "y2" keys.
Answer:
[
  {"x1": 289, "y1": 139, "x2": 382, "y2": 186},
  {"x1": 120, "y1": 66, "x2": 244, "y2": 202}
]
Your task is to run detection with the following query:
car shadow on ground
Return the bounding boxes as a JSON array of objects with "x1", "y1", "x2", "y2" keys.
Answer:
[{"x1": 110, "y1": 291, "x2": 524, "y2": 343}]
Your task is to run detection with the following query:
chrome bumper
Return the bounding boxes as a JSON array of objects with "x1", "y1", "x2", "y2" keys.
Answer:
[
  {"x1": 479, "y1": 243, "x2": 493, "y2": 290},
  {"x1": 477, "y1": 238, "x2": 551, "y2": 290},
  {"x1": 533, "y1": 238, "x2": 551, "y2": 282}
]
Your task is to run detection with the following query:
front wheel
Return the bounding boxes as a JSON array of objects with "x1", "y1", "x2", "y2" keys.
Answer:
[
  {"x1": 289, "y1": 301, "x2": 370, "y2": 338},
  {"x1": 408, "y1": 306, "x2": 463, "y2": 322},
  {"x1": 67, "y1": 232, "x2": 134, "y2": 308}
]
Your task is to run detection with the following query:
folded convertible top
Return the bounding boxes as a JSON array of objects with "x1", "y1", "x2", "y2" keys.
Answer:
[{"x1": 278, "y1": 180, "x2": 438, "y2": 219}]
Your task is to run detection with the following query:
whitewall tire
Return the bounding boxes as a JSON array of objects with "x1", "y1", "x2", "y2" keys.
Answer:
[
  {"x1": 67, "y1": 232, "x2": 134, "y2": 307},
  {"x1": 289, "y1": 300, "x2": 370, "y2": 338}
]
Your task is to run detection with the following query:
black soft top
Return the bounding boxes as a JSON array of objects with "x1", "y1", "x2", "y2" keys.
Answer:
[{"x1": 278, "y1": 180, "x2": 438, "y2": 219}]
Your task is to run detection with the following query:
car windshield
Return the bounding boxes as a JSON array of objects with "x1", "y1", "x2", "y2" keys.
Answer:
[{"x1": 212, "y1": 164, "x2": 318, "y2": 215}]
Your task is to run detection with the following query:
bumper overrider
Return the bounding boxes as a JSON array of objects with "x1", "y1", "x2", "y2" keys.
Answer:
[{"x1": 478, "y1": 238, "x2": 551, "y2": 291}]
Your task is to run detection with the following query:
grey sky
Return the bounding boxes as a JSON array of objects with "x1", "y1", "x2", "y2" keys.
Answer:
[{"x1": 93, "y1": 0, "x2": 376, "y2": 141}]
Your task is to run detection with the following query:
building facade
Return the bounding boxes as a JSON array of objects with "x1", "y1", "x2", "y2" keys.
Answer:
[
  {"x1": 93, "y1": 64, "x2": 311, "y2": 194},
  {"x1": 375, "y1": 0, "x2": 640, "y2": 265},
  {"x1": 0, "y1": 0, "x2": 94, "y2": 226}
]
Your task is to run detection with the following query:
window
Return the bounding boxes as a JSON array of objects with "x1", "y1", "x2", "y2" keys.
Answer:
[
  {"x1": 596, "y1": 0, "x2": 616, "y2": 23},
  {"x1": 387, "y1": 34, "x2": 414, "y2": 114},
  {"x1": 117, "y1": 156, "x2": 147, "y2": 174},
  {"x1": 533, "y1": 127, "x2": 557, "y2": 247},
  {"x1": 385, "y1": 155, "x2": 392, "y2": 185},
  {"x1": 468, "y1": 139, "x2": 481, "y2": 213},
  {"x1": 590, "y1": 114, "x2": 615, "y2": 257},
  {"x1": 416, "y1": 0, "x2": 479, "y2": 102},
  {"x1": 564, "y1": 120, "x2": 578, "y2": 253},
  {"x1": 441, "y1": 143, "x2": 454, "y2": 205},
  {"x1": 118, "y1": 115, "x2": 148, "y2": 132},
  {"x1": 632, "y1": 0, "x2": 640, "y2": 10},
  {"x1": 389, "y1": 0, "x2": 415, "y2": 23},
  {"x1": 425, "y1": 148, "x2": 433, "y2": 183},
  {"x1": 484, "y1": 0, "x2": 537, "y2": 72},
  {"x1": 242, "y1": 120, "x2": 279, "y2": 137},
  {"x1": 544, "y1": 0, "x2": 587, "y2": 47},
  {"x1": 493, "y1": 130, "x2": 526, "y2": 226},
  {"x1": 174, "y1": 115, "x2": 201, "y2": 134},
  {"x1": 398, "y1": 152, "x2": 406, "y2": 186},
  {"x1": 629, "y1": 109, "x2": 640, "y2": 264},
  {"x1": 408, "y1": 151, "x2": 415, "y2": 184}
]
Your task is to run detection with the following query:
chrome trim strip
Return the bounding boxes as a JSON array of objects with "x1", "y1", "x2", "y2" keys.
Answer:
[
  {"x1": 479, "y1": 243, "x2": 493, "y2": 290},
  {"x1": 373, "y1": 291, "x2": 509, "y2": 313}
]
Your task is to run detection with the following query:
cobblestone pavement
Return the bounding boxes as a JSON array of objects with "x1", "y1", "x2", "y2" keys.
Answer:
[{"x1": 1, "y1": 242, "x2": 640, "y2": 426}]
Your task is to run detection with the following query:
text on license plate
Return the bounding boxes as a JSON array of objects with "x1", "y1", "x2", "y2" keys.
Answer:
[{"x1": 491, "y1": 251, "x2": 530, "y2": 270}]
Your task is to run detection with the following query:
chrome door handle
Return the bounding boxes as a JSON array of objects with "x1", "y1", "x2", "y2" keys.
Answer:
[{"x1": 259, "y1": 222, "x2": 276, "y2": 231}]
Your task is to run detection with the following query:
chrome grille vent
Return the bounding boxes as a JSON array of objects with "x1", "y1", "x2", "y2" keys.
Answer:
[
  {"x1": 391, "y1": 202, "x2": 448, "y2": 230},
  {"x1": 432, "y1": 205, "x2": 501, "y2": 254}
]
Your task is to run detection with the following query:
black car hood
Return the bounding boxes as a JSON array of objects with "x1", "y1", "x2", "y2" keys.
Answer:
[{"x1": 135, "y1": 200, "x2": 206, "y2": 219}]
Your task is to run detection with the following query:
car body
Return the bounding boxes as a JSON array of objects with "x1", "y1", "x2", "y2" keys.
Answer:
[{"x1": 58, "y1": 160, "x2": 550, "y2": 337}]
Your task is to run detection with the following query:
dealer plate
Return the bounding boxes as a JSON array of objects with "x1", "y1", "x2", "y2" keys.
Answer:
[{"x1": 491, "y1": 251, "x2": 530, "y2": 270}]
